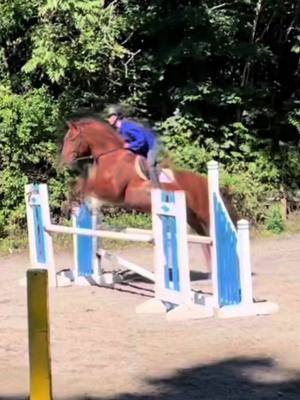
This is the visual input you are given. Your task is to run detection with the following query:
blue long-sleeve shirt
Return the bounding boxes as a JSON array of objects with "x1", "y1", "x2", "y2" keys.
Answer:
[{"x1": 119, "y1": 120, "x2": 157, "y2": 157}]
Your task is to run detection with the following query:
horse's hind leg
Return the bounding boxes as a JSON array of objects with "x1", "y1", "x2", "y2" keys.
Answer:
[{"x1": 186, "y1": 207, "x2": 212, "y2": 273}]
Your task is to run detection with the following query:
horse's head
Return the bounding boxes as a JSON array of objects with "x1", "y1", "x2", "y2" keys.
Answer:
[
  {"x1": 62, "y1": 121, "x2": 91, "y2": 166},
  {"x1": 62, "y1": 118, "x2": 125, "y2": 167}
]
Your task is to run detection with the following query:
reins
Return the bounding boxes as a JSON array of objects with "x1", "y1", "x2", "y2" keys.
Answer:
[{"x1": 73, "y1": 124, "x2": 123, "y2": 164}]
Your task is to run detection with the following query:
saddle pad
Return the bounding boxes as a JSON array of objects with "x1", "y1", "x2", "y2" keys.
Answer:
[{"x1": 134, "y1": 157, "x2": 175, "y2": 183}]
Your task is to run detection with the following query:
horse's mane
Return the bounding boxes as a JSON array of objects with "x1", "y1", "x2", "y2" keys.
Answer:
[
  {"x1": 67, "y1": 114, "x2": 124, "y2": 145},
  {"x1": 68, "y1": 112, "x2": 106, "y2": 126}
]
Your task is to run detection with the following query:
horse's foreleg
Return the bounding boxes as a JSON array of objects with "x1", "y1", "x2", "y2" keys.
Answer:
[
  {"x1": 202, "y1": 244, "x2": 212, "y2": 274},
  {"x1": 124, "y1": 180, "x2": 214, "y2": 279},
  {"x1": 74, "y1": 178, "x2": 87, "y2": 203},
  {"x1": 62, "y1": 177, "x2": 86, "y2": 217},
  {"x1": 124, "y1": 181, "x2": 152, "y2": 212}
]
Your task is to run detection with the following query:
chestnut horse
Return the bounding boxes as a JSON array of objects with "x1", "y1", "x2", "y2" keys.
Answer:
[{"x1": 61, "y1": 117, "x2": 237, "y2": 240}]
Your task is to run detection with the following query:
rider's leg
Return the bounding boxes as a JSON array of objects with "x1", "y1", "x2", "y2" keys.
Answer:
[{"x1": 147, "y1": 145, "x2": 160, "y2": 187}]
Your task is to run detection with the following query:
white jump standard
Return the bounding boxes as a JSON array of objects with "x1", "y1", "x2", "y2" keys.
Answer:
[
  {"x1": 25, "y1": 184, "x2": 154, "y2": 287},
  {"x1": 136, "y1": 161, "x2": 278, "y2": 319},
  {"x1": 25, "y1": 161, "x2": 278, "y2": 319}
]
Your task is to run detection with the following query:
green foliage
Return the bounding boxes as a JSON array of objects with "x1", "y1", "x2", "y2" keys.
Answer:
[
  {"x1": 221, "y1": 163, "x2": 278, "y2": 223},
  {"x1": 0, "y1": 0, "x2": 300, "y2": 240},
  {"x1": 158, "y1": 114, "x2": 214, "y2": 172},
  {"x1": 0, "y1": 235, "x2": 28, "y2": 255},
  {"x1": 103, "y1": 208, "x2": 151, "y2": 230},
  {"x1": 0, "y1": 86, "x2": 65, "y2": 235},
  {"x1": 23, "y1": 0, "x2": 128, "y2": 85},
  {"x1": 265, "y1": 204, "x2": 286, "y2": 234}
]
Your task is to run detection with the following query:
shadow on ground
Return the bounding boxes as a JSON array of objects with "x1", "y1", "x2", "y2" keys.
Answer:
[{"x1": 2, "y1": 356, "x2": 300, "y2": 400}]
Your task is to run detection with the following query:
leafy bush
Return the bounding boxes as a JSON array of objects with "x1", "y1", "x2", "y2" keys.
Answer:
[
  {"x1": 158, "y1": 112, "x2": 284, "y2": 225},
  {"x1": 103, "y1": 207, "x2": 151, "y2": 230},
  {"x1": 0, "y1": 86, "x2": 66, "y2": 235},
  {"x1": 157, "y1": 114, "x2": 217, "y2": 172},
  {"x1": 265, "y1": 204, "x2": 286, "y2": 234}
]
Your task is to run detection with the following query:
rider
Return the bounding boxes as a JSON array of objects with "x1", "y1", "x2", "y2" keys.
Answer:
[{"x1": 104, "y1": 104, "x2": 160, "y2": 187}]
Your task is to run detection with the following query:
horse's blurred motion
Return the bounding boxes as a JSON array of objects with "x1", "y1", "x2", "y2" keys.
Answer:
[{"x1": 61, "y1": 117, "x2": 238, "y2": 270}]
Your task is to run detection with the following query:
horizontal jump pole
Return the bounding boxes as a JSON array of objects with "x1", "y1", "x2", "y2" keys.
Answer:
[
  {"x1": 45, "y1": 224, "x2": 154, "y2": 243},
  {"x1": 123, "y1": 228, "x2": 212, "y2": 245},
  {"x1": 98, "y1": 249, "x2": 155, "y2": 282}
]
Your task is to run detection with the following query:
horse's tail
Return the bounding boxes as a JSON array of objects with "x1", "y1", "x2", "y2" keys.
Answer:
[
  {"x1": 173, "y1": 170, "x2": 210, "y2": 236},
  {"x1": 173, "y1": 169, "x2": 239, "y2": 235},
  {"x1": 219, "y1": 186, "x2": 239, "y2": 226}
]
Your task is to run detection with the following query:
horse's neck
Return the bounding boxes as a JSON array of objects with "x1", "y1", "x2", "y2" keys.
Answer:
[{"x1": 86, "y1": 124, "x2": 123, "y2": 157}]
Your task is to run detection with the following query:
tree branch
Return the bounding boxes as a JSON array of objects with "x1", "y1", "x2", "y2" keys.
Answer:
[
  {"x1": 251, "y1": 0, "x2": 263, "y2": 42},
  {"x1": 285, "y1": 0, "x2": 300, "y2": 41},
  {"x1": 209, "y1": 3, "x2": 229, "y2": 12},
  {"x1": 241, "y1": 0, "x2": 263, "y2": 88},
  {"x1": 123, "y1": 49, "x2": 141, "y2": 77},
  {"x1": 256, "y1": 11, "x2": 276, "y2": 43},
  {"x1": 121, "y1": 32, "x2": 134, "y2": 45}
]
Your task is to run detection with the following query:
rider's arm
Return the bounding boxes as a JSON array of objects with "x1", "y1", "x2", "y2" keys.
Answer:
[{"x1": 120, "y1": 121, "x2": 146, "y2": 152}]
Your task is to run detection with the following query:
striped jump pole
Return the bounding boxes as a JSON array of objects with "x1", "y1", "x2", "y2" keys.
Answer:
[{"x1": 27, "y1": 269, "x2": 53, "y2": 400}]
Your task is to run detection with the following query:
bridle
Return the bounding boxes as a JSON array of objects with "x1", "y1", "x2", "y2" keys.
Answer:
[{"x1": 67, "y1": 124, "x2": 123, "y2": 164}]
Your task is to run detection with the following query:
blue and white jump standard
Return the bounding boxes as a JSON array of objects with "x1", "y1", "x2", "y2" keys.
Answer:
[
  {"x1": 136, "y1": 161, "x2": 278, "y2": 319},
  {"x1": 24, "y1": 161, "x2": 278, "y2": 320},
  {"x1": 24, "y1": 184, "x2": 154, "y2": 288}
]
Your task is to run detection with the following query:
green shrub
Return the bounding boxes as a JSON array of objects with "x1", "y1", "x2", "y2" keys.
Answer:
[
  {"x1": 103, "y1": 208, "x2": 151, "y2": 230},
  {"x1": 220, "y1": 166, "x2": 279, "y2": 224},
  {"x1": 265, "y1": 204, "x2": 286, "y2": 234},
  {"x1": 0, "y1": 86, "x2": 73, "y2": 237}
]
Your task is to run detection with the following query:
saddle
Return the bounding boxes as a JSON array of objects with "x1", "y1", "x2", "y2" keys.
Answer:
[{"x1": 134, "y1": 156, "x2": 175, "y2": 184}]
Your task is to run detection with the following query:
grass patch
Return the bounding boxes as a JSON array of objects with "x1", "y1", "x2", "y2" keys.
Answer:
[
  {"x1": 0, "y1": 234, "x2": 28, "y2": 255},
  {"x1": 254, "y1": 211, "x2": 300, "y2": 239},
  {"x1": 103, "y1": 210, "x2": 152, "y2": 230}
]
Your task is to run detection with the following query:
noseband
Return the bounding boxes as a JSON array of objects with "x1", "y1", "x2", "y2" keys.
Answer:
[{"x1": 68, "y1": 123, "x2": 124, "y2": 164}]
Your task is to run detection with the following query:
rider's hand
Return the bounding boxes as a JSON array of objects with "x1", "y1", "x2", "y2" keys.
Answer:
[{"x1": 124, "y1": 143, "x2": 130, "y2": 149}]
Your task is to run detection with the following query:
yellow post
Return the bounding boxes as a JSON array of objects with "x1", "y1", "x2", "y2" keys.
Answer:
[{"x1": 27, "y1": 269, "x2": 53, "y2": 400}]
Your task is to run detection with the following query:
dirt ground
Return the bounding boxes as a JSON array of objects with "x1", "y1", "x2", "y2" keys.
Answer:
[{"x1": 1, "y1": 233, "x2": 300, "y2": 400}]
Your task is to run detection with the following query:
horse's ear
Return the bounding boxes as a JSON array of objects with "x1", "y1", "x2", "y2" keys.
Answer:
[
  {"x1": 67, "y1": 120, "x2": 75, "y2": 129},
  {"x1": 67, "y1": 120, "x2": 79, "y2": 135}
]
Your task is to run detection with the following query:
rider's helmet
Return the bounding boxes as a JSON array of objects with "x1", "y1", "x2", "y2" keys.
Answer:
[{"x1": 103, "y1": 104, "x2": 125, "y2": 120}]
